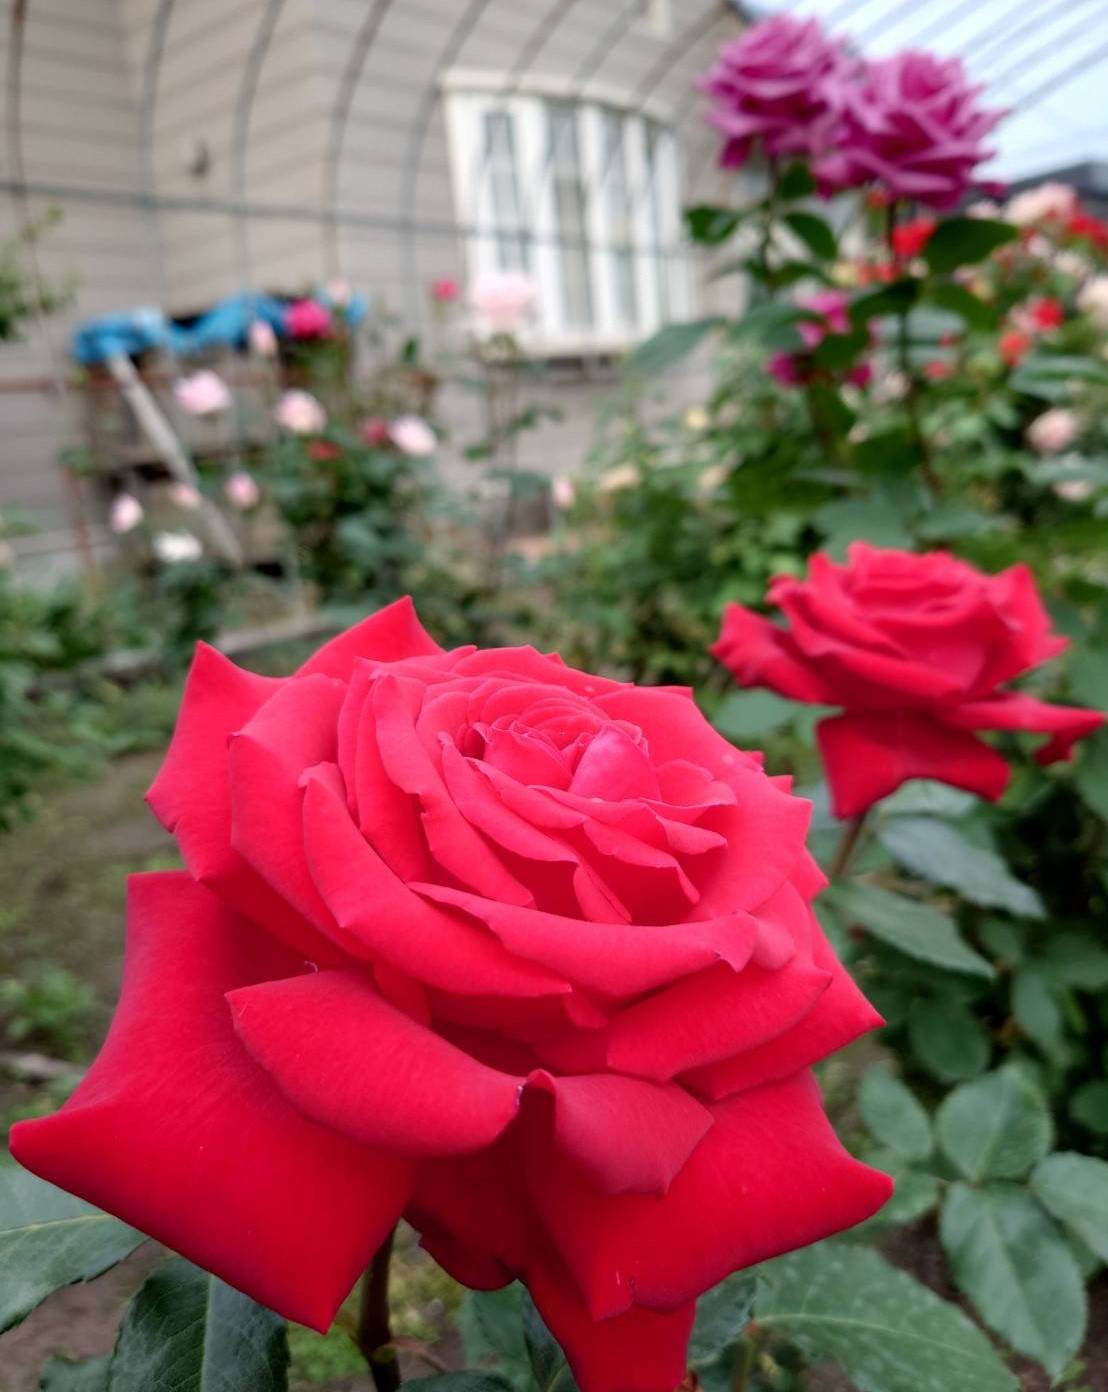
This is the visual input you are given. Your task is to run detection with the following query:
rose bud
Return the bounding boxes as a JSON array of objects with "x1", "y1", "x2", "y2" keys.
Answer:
[
  {"x1": 11, "y1": 598, "x2": 891, "y2": 1392},
  {"x1": 714, "y1": 544, "x2": 1104, "y2": 819}
]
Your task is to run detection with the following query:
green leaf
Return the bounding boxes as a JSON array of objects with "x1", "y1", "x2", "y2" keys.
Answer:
[
  {"x1": 859, "y1": 1065, "x2": 933, "y2": 1161},
  {"x1": 108, "y1": 1259, "x2": 288, "y2": 1392},
  {"x1": 623, "y1": 318, "x2": 722, "y2": 376},
  {"x1": 0, "y1": 1159, "x2": 146, "y2": 1334},
  {"x1": 881, "y1": 780, "x2": 978, "y2": 819},
  {"x1": 755, "y1": 1241, "x2": 1017, "y2": 1392},
  {"x1": 811, "y1": 328, "x2": 870, "y2": 371},
  {"x1": 923, "y1": 218, "x2": 1017, "y2": 274},
  {"x1": 936, "y1": 1068, "x2": 1053, "y2": 1183},
  {"x1": 688, "y1": 1271, "x2": 756, "y2": 1362},
  {"x1": 779, "y1": 162, "x2": 816, "y2": 199},
  {"x1": 849, "y1": 279, "x2": 919, "y2": 325},
  {"x1": 909, "y1": 998, "x2": 991, "y2": 1082},
  {"x1": 712, "y1": 689, "x2": 796, "y2": 742},
  {"x1": 684, "y1": 205, "x2": 742, "y2": 245},
  {"x1": 876, "y1": 816, "x2": 1044, "y2": 919},
  {"x1": 940, "y1": 1183, "x2": 1085, "y2": 1379},
  {"x1": 522, "y1": 1292, "x2": 579, "y2": 1391},
  {"x1": 1011, "y1": 968, "x2": 1064, "y2": 1057},
  {"x1": 40, "y1": 1357, "x2": 111, "y2": 1392},
  {"x1": 926, "y1": 281, "x2": 996, "y2": 330},
  {"x1": 1067, "y1": 645, "x2": 1108, "y2": 708},
  {"x1": 854, "y1": 1154, "x2": 940, "y2": 1233},
  {"x1": 783, "y1": 210, "x2": 837, "y2": 261},
  {"x1": 458, "y1": 1287, "x2": 530, "y2": 1390},
  {"x1": 1075, "y1": 726, "x2": 1108, "y2": 821},
  {"x1": 1032, "y1": 1153, "x2": 1108, "y2": 1263},
  {"x1": 814, "y1": 497, "x2": 913, "y2": 554},
  {"x1": 729, "y1": 302, "x2": 816, "y2": 351},
  {"x1": 1070, "y1": 1080, "x2": 1108, "y2": 1135},
  {"x1": 831, "y1": 881, "x2": 995, "y2": 978}
]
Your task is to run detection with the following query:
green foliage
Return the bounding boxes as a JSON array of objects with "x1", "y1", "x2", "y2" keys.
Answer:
[
  {"x1": 109, "y1": 1259, "x2": 289, "y2": 1392},
  {"x1": 755, "y1": 1242, "x2": 1017, "y2": 1392},
  {"x1": 0, "y1": 1159, "x2": 145, "y2": 1333},
  {"x1": 0, "y1": 965, "x2": 98, "y2": 1058}
]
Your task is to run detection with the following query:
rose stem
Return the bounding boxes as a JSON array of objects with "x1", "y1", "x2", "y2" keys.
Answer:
[
  {"x1": 830, "y1": 811, "x2": 869, "y2": 881},
  {"x1": 884, "y1": 199, "x2": 942, "y2": 498},
  {"x1": 357, "y1": 1228, "x2": 401, "y2": 1392}
]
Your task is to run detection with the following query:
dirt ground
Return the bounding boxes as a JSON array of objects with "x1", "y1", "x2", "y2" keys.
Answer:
[{"x1": 2, "y1": 758, "x2": 1107, "y2": 1391}]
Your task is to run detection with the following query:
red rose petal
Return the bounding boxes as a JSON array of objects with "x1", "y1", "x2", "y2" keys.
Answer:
[
  {"x1": 9, "y1": 874, "x2": 413, "y2": 1333},
  {"x1": 228, "y1": 969, "x2": 522, "y2": 1155}
]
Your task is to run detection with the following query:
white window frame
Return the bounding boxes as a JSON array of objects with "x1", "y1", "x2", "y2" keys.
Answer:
[{"x1": 443, "y1": 78, "x2": 690, "y2": 355}]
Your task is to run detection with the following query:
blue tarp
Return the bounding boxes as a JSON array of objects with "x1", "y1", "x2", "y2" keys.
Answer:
[{"x1": 71, "y1": 290, "x2": 368, "y2": 366}]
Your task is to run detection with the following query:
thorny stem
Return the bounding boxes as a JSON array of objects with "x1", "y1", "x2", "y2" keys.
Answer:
[
  {"x1": 357, "y1": 1228, "x2": 400, "y2": 1392},
  {"x1": 830, "y1": 812, "x2": 870, "y2": 881}
]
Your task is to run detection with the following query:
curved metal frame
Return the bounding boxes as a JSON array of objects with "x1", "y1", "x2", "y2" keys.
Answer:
[
  {"x1": 396, "y1": 0, "x2": 496, "y2": 318},
  {"x1": 324, "y1": 0, "x2": 395, "y2": 277},
  {"x1": 229, "y1": 0, "x2": 287, "y2": 289}
]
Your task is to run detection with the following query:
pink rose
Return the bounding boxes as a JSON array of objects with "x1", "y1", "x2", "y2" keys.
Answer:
[
  {"x1": 275, "y1": 390, "x2": 327, "y2": 435},
  {"x1": 224, "y1": 471, "x2": 261, "y2": 510},
  {"x1": 432, "y1": 277, "x2": 460, "y2": 303},
  {"x1": 173, "y1": 370, "x2": 231, "y2": 417},
  {"x1": 470, "y1": 271, "x2": 537, "y2": 336},
  {"x1": 285, "y1": 299, "x2": 334, "y2": 341},
  {"x1": 109, "y1": 493, "x2": 144, "y2": 534},
  {"x1": 168, "y1": 482, "x2": 202, "y2": 511},
  {"x1": 816, "y1": 52, "x2": 1004, "y2": 210},
  {"x1": 390, "y1": 415, "x2": 436, "y2": 456},
  {"x1": 699, "y1": 16, "x2": 852, "y2": 168},
  {"x1": 1027, "y1": 408, "x2": 1080, "y2": 456},
  {"x1": 768, "y1": 290, "x2": 872, "y2": 389}
]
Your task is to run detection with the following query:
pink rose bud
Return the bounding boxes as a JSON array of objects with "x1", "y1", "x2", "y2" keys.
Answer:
[
  {"x1": 431, "y1": 277, "x2": 460, "y2": 302},
  {"x1": 360, "y1": 417, "x2": 392, "y2": 447},
  {"x1": 551, "y1": 474, "x2": 576, "y2": 509},
  {"x1": 224, "y1": 471, "x2": 261, "y2": 510},
  {"x1": 109, "y1": 493, "x2": 144, "y2": 534},
  {"x1": 173, "y1": 370, "x2": 232, "y2": 417}
]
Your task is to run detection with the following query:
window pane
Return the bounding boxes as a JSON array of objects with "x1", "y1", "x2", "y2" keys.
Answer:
[
  {"x1": 601, "y1": 111, "x2": 637, "y2": 329},
  {"x1": 482, "y1": 109, "x2": 528, "y2": 271},
  {"x1": 546, "y1": 101, "x2": 593, "y2": 330}
]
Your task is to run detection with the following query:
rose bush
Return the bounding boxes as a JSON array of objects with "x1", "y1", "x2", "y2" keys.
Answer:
[
  {"x1": 10, "y1": 597, "x2": 890, "y2": 1392},
  {"x1": 714, "y1": 544, "x2": 1103, "y2": 818}
]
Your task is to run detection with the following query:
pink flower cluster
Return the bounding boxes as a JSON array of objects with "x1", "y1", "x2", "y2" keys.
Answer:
[
  {"x1": 702, "y1": 17, "x2": 1004, "y2": 210},
  {"x1": 769, "y1": 291, "x2": 872, "y2": 390}
]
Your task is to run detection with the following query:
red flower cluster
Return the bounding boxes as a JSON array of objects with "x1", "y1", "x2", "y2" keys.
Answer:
[
  {"x1": 714, "y1": 544, "x2": 1103, "y2": 819},
  {"x1": 11, "y1": 600, "x2": 891, "y2": 1392}
]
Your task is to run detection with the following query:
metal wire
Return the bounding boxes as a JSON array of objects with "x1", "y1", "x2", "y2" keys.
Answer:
[
  {"x1": 986, "y1": 6, "x2": 1105, "y2": 92},
  {"x1": 1006, "y1": 34, "x2": 1108, "y2": 117}
]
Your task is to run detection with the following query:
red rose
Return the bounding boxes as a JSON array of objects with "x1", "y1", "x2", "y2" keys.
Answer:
[
  {"x1": 11, "y1": 599, "x2": 889, "y2": 1392},
  {"x1": 999, "y1": 328, "x2": 1032, "y2": 366},
  {"x1": 891, "y1": 217, "x2": 936, "y2": 261},
  {"x1": 714, "y1": 545, "x2": 1103, "y2": 819}
]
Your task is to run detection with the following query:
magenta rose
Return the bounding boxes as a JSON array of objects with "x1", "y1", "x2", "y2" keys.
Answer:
[
  {"x1": 816, "y1": 52, "x2": 1004, "y2": 210},
  {"x1": 699, "y1": 16, "x2": 852, "y2": 169},
  {"x1": 11, "y1": 599, "x2": 891, "y2": 1392}
]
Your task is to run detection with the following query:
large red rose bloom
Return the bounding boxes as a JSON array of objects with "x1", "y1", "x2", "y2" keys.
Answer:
[
  {"x1": 11, "y1": 599, "x2": 890, "y2": 1392},
  {"x1": 714, "y1": 544, "x2": 1104, "y2": 820}
]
